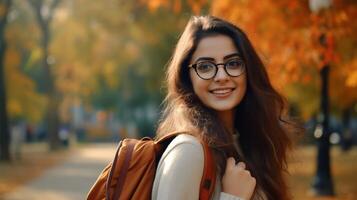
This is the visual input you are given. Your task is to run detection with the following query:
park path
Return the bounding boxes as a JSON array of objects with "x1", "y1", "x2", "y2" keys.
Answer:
[{"x1": 2, "y1": 143, "x2": 117, "y2": 200}]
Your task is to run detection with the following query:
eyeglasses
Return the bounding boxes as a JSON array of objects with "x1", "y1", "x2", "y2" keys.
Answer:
[{"x1": 189, "y1": 58, "x2": 246, "y2": 80}]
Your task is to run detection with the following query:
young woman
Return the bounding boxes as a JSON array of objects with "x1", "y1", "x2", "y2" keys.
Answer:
[{"x1": 152, "y1": 16, "x2": 300, "y2": 200}]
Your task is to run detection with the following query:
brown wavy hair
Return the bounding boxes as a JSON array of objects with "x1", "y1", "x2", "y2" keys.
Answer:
[{"x1": 156, "y1": 15, "x2": 301, "y2": 200}]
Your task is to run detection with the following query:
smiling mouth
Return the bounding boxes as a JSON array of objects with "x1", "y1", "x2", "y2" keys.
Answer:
[{"x1": 210, "y1": 88, "x2": 235, "y2": 96}]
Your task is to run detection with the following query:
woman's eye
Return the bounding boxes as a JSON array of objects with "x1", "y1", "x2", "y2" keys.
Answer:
[
  {"x1": 226, "y1": 60, "x2": 243, "y2": 68},
  {"x1": 197, "y1": 62, "x2": 214, "y2": 72}
]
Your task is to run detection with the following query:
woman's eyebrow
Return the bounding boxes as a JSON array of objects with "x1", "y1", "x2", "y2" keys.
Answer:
[
  {"x1": 194, "y1": 52, "x2": 242, "y2": 63},
  {"x1": 195, "y1": 57, "x2": 215, "y2": 63},
  {"x1": 223, "y1": 53, "x2": 241, "y2": 60}
]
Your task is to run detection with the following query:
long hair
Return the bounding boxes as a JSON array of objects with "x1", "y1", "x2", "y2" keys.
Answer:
[{"x1": 156, "y1": 15, "x2": 301, "y2": 200}]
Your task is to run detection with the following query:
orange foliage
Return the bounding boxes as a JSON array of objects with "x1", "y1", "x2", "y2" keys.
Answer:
[
  {"x1": 209, "y1": 0, "x2": 356, "y2": 109},
  {"x1": 140, "y1": 0, "x2": 208, "y2": 14},
  {"x1": 143, "y1": 0, "x2": 357, "y2": 111},
  {"x1": 210, "y1": 0, "x2": 315, "y2": 90},
  {"x1": 173, "y1": 0, "x2": 182, "y2": 14},
  {"x1": 142, "y1": 0, "x2": 169, "y2": 12},
  {"x1": 187, "y1": 0, "x2": 207, "y2": 15}
]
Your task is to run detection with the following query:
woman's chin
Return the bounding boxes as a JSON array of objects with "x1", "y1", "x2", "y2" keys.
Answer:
[{"x1": 208, "y1": 104, "x2": 236, "y2": 112}]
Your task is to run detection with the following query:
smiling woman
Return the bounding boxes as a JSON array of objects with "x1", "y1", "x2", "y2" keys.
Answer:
[
  {"x1": 153, "y1": 16, "x2": 301, "y2": 200},
  {"x1": 189, "y1": 35, "x2": 247, "y2": 119}
]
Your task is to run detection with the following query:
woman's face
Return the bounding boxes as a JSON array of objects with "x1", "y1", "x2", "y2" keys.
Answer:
[{"x1": 189, "y1": 34, "x2": 247, "y2": 114}]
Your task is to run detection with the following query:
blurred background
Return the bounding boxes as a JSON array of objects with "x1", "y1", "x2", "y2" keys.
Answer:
[{"x1": 0, "y1": 0, "x2": 356, "y2": 199}]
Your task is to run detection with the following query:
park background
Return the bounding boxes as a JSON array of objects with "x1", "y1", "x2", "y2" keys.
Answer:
[{"x1": 0, "y1": 0, "x2": 356, "y2": 199}]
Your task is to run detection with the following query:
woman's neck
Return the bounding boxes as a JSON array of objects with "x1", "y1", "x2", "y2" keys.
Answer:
[{"x1": 217, "y1": 110, "x2": 235, "y2": 135}]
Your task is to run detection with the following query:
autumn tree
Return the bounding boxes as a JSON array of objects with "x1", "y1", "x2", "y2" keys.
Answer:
[
  {"x1": 142, "y1": 0, "x2": 356, "y2": 196},
  {"x1": 48, "y1": 0, "x2": 194, "y2": 137},
  {"x1": 5, "y1": 0, "x2": 46, "y2": 124},
  {"x1": 28, "y1": 0, "x2": 61, "y2": 150},
  {"x1": 209, "y1": 0, "x2": 356, "y2": 195}
]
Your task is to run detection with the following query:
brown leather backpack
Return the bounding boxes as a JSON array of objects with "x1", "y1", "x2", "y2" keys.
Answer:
[{"x1": 87, "y1": 133, "x2": 216, "y2": 200}]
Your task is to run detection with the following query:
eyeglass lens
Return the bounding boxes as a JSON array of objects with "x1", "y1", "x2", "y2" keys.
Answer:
[{"x1": 195, "y1": 59, "x2": 245, "y2": 79}]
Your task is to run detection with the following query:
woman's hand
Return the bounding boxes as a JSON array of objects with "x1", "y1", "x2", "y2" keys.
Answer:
[{"x1": 222, "y1": 157, "x2": 256, "y2": 200}]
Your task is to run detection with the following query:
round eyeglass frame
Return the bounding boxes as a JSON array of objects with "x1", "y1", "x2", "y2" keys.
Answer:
[{"x1": 188, "y1": 60, "x2": 246, "y2": 80}]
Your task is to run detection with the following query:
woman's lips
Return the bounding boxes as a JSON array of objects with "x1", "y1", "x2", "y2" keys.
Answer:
[{"x1": 210, "y1": 88, "x2": 235, "y2": 98}]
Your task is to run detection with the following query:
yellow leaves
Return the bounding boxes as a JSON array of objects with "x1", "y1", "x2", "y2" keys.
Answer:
[
  {"x1": 284, "y1": 83, "x2": 319, "y2": 120},
  {"x1": 7, "y1": 99, "x2": 22, "y2": 117},
  {"x1": 330, "y1": 62, "x2": 357, "y2": 109},
  {"x1": 56, "y1": 62, "x2": 94, "y2": 97},
  {"x1": 344, "y1": 58, "x2": 357, "y2": 88},
  {"x1": 102, "y1": 61, "x2": 118, "y2": 88},
  {"x1": 346, "y1": 71, "x2": 357, "y2": 88},
  {"x1": 27, "y1": 47, "x2": 43, "y2": 68},
  {"x1": 5, "y1": 49, "x2": 46, "y2": 123}
]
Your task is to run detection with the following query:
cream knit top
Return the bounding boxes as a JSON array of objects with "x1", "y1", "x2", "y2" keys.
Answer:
[{"x1": 151, "y1": 134, "x2": 245, "y2": 200}]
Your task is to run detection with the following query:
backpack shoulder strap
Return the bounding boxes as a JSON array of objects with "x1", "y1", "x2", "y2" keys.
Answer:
[
  {"x1": 199, "y1": 139, "x2": 216, "y2": 199},
  {"x1": 106, "y1": 139, "x2": 137, "y2": 200},
  {"x1": 113, "y1": 140, "x2": 136, "y2": 200}
]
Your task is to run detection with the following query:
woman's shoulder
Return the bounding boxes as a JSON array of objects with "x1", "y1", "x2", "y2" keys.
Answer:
[
  {"x1": 152, "y1": 134, "x2": 205, "y2": 199},
  {"x1": 168, "y1": 133, "x2": 202, "y2": 147},
  {"x1": 165, "y1": 133, "x2": 203, "y2": 153},
  {"x1": 159, "y1": 133, "x2": 204, "y2": 165}
]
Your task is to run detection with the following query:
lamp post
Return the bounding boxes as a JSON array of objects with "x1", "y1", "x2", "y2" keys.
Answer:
[{"x1": 309, "y1": 0, "x2": 334, "y2": 196}]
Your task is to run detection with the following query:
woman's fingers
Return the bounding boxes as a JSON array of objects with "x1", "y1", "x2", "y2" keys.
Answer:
[
  {"x1": 222, "y1": 159, "x2": 256, "y2": 199},
  {"x1": 226, "y1": 158, "x2": 247, "y2": 171},
  {"x1": 236, "y1": 161, "x2": 246, "y2": 169},
  {"x1": 226, "y1": 157, "x2": 236, "y2": 170}
]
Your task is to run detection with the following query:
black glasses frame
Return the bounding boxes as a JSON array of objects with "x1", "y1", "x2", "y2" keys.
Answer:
[{"x1": 188, "y1": 60, "x2": 246, "y2": 80}]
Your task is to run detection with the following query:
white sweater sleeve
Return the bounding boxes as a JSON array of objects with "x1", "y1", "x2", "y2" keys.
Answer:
[
  {"x1": 152, "y1": 135, "x2": 204, "y2": 200},
  {"x1": 151, "y1": 134, "x2": 244, "y2": 200}
]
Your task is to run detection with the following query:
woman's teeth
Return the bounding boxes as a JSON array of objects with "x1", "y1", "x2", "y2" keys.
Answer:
[{"x1": 211, "y1": 88, "x2": 233, "y2": 94}]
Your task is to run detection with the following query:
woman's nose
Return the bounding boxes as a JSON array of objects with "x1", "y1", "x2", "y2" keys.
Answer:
[{"x1": 213, "y1": 65, "x2": 229, "y2": 82}]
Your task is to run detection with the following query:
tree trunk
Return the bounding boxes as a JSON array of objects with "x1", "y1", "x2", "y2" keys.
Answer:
[
  {"x1": 43, "y1": 29, "x2": 61, "y2": 150},
  {"x1": 29, "y1": 0, "x2": 61, "y2": 150},
  {"x1": 0, "y1": 0, "x2": 12, "y2": 161},
  {"x1": 312, "y1": 64, "x2": 334, "y2": 195}
]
